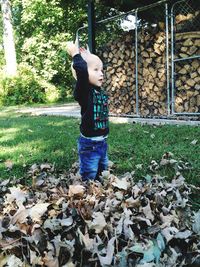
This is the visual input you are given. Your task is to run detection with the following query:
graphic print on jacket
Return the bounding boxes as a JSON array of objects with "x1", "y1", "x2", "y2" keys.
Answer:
[{"x1": 93, "y1": 90, "x2": 109, "y2": 130}]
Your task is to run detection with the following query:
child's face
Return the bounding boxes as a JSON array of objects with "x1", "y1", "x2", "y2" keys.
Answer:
[{"x1": 87, "y1": 55, "x2": 104, "y2": 87}]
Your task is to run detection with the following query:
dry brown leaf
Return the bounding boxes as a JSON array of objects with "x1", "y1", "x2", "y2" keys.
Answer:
[
  {"x1": 4, "y1": 160, "x2": 13, "y2": 170},
  {"x1": 68, "y1": 184, "x2": 85, "y2": 197},
  {"x1": 62, "y1": 260, "x2": 76, "y2": 267},
  {"x1": 161, "y1": 227, "x2": 178, "y2": 242},
  {"x1": 165, "y1": 247, "x2": 181, "y2": 266},
  {"x1": 88, "y1": 212, "x2": 107, "y2": 234},
  {"x1": 135, "y1": 164, "x2": 143, "y2": 170},
  {"x1": 101, "y1": 170, "x2": 110, "y2": 179},
  {"x1": 115, "y1": 191, "x2": 124, "y2": 200},
  {"x1": 132, "y1": 184, "x2": 141, "y2": 198},
  {"x1": 29, "y1": 163, "x2": 39, "y2": 174},
  {"x1": 125, "y1": 196, "x2": 140, "y2": 208},
  {"x1": 192, "y1": 210, "x2": 200, "y2": 235},
  {"x1": 0, "y1": 254, "x2": 9, "y2": 267},
  {"x1": 123, "y1": 208, "x2": 134, "y2": 240},
  {"x1": 134, "y1": 216, "x2": 152, "y2": 226},
  {"x1": 29, "y1": 249, "x2": 43, "y2": 265},
  {"x1": 111, "y1": 176, "x2": 130, "y2": 190},
  {"x1": 116, "y1": 217, "x2": 123, "y2": 235},
  {"x1": 29, "y1": 203, "x2": 50, "y2": 222},
  {"x1": 160, "y1": 158, "x2": 170, "y2": 166},
  {"x1": 78, "y1": 228, "x2": 94, "y2": 251},
  {"x1": 175, "y1": 229, "x2": 192, "y2": 239},
  {"x1": 60, "y1": 217, "x2": 73, "y2": 227},
  {"x1": 150, "y1": 134, "x2": 155, "y2": 139},
  {"x1": 171, "y1": 174, "x2": 185, "y2": 187},
  {"x1": 0, "y1": 254, "x2": 24, "y2": 267},
  {"x1": 191, "y1": 139, "x2": 198, "y2": 145},
  {"x1": 85, "y1": 194, "x2": 96, "y2": 205},
  {"x1": 43, "y1": 251, "x2": 59, "y2": 267},
  {"x1": 6, "y1": 187, "x2": 27, "y2": 206},
  {"x1": 0, "y1": 153, "x2": 199, "y2": 266},
  {"x1": 40, "y1": 163, "x2": 52, "y2": 171},
  {"x1": 160, "y1": 213, "x2": 174, "y2": 228},
  {"x1": 141, "y1": 200, "x2": 155, "y2": 221},
  {"x1": 97, "y1": 237, "x2": 116, "y2": 266},
  {"x1": 136, "y1": 263, "x2": 156, "y2": 267},
  {"x1": 11, "y1": 204, "x2": 29, "y2": 225}
]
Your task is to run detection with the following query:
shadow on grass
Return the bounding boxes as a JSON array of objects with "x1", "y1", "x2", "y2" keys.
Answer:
[{"x1": 0, "y1": 114, "x2": 80, "y2": 179}]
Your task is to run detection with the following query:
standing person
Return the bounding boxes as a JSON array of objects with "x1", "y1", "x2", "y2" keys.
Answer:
[{"x1": 66, "y1": 40, "x2": 109, "y2": 182}]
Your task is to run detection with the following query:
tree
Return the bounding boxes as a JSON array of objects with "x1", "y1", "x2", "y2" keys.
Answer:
[
  {"x1": 1, "y1": 0, "x2": 17, "y2": 76},
  {"x1": 11, "y1": 0, "x2": 88, "y2": 92},
  {"x1": 10, "y1": 0, "x2": 118, "y2": 95}
]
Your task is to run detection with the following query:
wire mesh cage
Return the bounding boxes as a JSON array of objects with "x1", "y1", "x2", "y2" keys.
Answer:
[
  {"x1": 77, "y1": 0, "x2": 200, "y2": 118},
  {"x1": 92, "y1": 2, "x2": 170, "y2": 117},
  {"x1": 95, "y1": 12, "x2": 136, "y2": 115},
  {"x1": 136, "y1": 2, "x2": 169, "y2": 117},
  {"x1": 171, "y1": 0, "x2": 200, "y2": 115}
]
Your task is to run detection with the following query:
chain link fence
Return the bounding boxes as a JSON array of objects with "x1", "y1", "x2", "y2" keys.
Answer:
[
  {"x1": 136, "y1": 2, "x2": 169, "y2": 117},
  {"x1": 77, "y1": 0, "x2": 200, "y2": 118},
  {"x1": 96, "y1": 12, "x2": 136, "y2": 116}
]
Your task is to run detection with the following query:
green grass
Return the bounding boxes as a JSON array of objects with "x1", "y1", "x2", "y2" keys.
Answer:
[{"x1": 0, "y1": 107, "x2": 200, "y2": 186}]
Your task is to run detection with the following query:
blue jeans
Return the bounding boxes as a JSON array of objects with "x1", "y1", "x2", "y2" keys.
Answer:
[{"x1": 77, "y1": 135, "x2": 108, "y2": 181}]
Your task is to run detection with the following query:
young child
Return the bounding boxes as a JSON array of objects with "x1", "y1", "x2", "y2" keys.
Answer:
[{"x1": 66, "y1": 40, "x2": 109, "y2": 182}]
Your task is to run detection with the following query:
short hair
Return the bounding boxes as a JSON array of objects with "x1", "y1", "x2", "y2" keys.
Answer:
[{"x1": 71, "y1": 53, "x2": 102, "y2": 80}]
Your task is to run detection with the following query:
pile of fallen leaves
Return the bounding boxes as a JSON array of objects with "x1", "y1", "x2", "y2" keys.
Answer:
[{"x1": 0, "y1": 153, "x2": 200, "y2": 267}]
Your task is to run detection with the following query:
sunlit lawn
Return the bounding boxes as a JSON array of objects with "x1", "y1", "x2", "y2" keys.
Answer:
[{"x1": 0, "y1": 107, "x2": 200, "y2": 188}]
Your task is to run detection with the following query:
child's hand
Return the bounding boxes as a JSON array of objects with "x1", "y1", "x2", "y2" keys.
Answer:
[
  {"x1": 66, "y1": 40, "x2": 79, "y2": 57},
  {"x1": 80, "y1": 45, "x2": 92, "y2": 61}
]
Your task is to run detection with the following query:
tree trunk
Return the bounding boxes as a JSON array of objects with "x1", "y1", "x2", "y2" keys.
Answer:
[{"x1": 1, "y1": 0, "x2": 17, "y2": 76}]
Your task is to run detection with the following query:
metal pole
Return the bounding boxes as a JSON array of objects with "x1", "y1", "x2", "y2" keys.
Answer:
[
  {"x1": 76, "y1": 26, "x2": 87, "y2": 49},
  {"x1": 88, "y1": 0, "x2": 96, "y2": 53},
  {"x1": 165, "y1": 3, "x2": 170, "y2": 116},
  {"x1": 171, "y1": 4, "x2": 175, "y2": 115},
  {"x1": 174, "y1": 55, "x2": 200, "y2": 62},
  {"x1": 135, "y1": 9, "x2": 139, "y2": 116},
  {"x1": 170, "y1": 0, "x2": 200, "y2": 116}
]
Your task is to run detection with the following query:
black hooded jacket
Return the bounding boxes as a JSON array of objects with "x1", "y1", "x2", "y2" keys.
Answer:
[{"x1": 73, "y1": 54, "x2": 109, "y2": 137}]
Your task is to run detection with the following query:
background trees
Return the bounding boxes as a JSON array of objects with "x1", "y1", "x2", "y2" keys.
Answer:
[
  {"x1": 2, "y1": 0, "x2": 198, "y2": 106},
  {"x1": 0, "y1": 0, "x2": 119, "y2": 105},
  {"x1": 12, "y1": 0, "x2": 87, "y2": 94},
  {"x1": 0, "y1": 0, "x2": 89, "y2": 104},
  {"x1": 1, "y1": 0, "x2": 17, "y2": 76}
]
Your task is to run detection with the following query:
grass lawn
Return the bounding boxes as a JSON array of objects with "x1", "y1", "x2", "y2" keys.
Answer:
[{"x1": 0, "y1": 107, "x2": 200, "y2": 187}]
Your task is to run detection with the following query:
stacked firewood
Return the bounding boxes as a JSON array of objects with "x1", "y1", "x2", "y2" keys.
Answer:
[
  {"x1": 100, "y1": 34, "x2": 135, "y2": 115},
  {"x1": 99, "y1": 29, "x2": 200, "y2": 116},
  {"x1": 175, "y1": 33, "x2": 200, "y2": 113},
  {"x1": 138, "y1": 30, "x2": 167, "y2": 116}
]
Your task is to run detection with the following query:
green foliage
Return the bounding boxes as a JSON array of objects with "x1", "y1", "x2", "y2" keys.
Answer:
[
  {"x1": 0, "y1": 64, "x2": 60, "y2": 105},
  {"x1": 21, "y1": 33, "x2": 71, "y2": 82},
  {"x1": 0, "y1": 0, "x2": 121, "y2": 104},
  {"x1": 0, "y1": 0, "x2": 124, "y2": 104},
  {"x1": 40, "y1": 79, "x2": 60, "y2": 103},
  {"x1": 11, "y1": 0, "x2": 87, "y2": 95}
]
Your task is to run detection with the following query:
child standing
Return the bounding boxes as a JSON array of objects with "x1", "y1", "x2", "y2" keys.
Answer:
[{"x1": 66, "y1": 41, "x2": 109, "y2": 182}]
